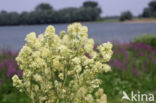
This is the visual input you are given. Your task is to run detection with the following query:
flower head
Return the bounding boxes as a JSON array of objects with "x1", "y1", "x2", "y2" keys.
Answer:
[{"x1": 13, "y1": 23, "x2": 113, "y2": 103}]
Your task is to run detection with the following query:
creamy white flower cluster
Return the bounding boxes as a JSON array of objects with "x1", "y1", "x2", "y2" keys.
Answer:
[{"x1": 12, "y1": 23, "x2": 113, "y2": 103}]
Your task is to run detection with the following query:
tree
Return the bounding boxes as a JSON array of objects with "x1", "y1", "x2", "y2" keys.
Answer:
[
  {"x1": 141, "y1": 0, "x2": 156, "y2": 18},
  {"x1": 142, "y1": 8, "x2": 152, "y2": 17},
  {"x1": 120, "y1": 11, "x2": 133, "y2": 21},
  {"x1": 149, "y1": 1, "x2": 156, "y2": 13},
  {"x1": 35, "y1": 3, "x2": 53, "y2": 11},
  {"x1": 83, "y1": 1, "x2": 98, "y2": 8},
  {"x1": 20, "y1": 12, "x2": 30, "y2": 24},
  {"x1": 82, "y1": 1, "x2": 101, "y2": 20},
  {"x1": 8, "y1": 12, "x2": 20, "y2": 25},
  {"x1": 0, "y1": 11, "x2": 9, "y2": 25},
  {"x1": 57, "y1": 8, "x2": 78, "y2": 23},
  {"x1": 0, "y1": 1, "x2": 102, "y2": 25},
  {"x1": 34, "y1": 3, "x2": 55, "y2": 24},
  {"x1": 76, "y1": 7, "x2": 101, "y2": 21},
  {"x1": 0, "y1": 11, "x2": 20, "y2": 25}
]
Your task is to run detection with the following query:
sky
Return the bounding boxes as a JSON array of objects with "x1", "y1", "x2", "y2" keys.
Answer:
[{"x1": 0, "y1": 0, "x2": 152, "y2": 16}]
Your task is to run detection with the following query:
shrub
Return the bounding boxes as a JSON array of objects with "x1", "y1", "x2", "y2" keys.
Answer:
[
  {"x1": 12, "y1": 23, "x2": 113, "y2": 103},
  {"x1": 134, "y1": 34, "x2": 156, "y2": 47},
  {"x1": 120, "y1": 11, "x2": 133, "y2": 21}
]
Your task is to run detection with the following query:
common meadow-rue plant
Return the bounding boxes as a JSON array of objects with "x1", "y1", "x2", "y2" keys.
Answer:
[{"x1": 12, "y1": 23, "x2": 113, "y2": 103}]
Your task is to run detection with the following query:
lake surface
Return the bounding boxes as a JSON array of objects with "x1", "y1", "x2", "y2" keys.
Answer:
[{"x1": 0, "y1": 22, "x2": 156, "y2": 51}]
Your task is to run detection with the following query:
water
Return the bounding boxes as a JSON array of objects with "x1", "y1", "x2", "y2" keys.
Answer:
[{"x1": 0, "y1": 22, "x2": 156, "y2": 51}]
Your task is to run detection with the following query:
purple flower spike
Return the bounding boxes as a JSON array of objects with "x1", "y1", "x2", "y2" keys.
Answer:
[
  {"x1": 140, "y1": 51, "x2": 145, "y2": 56},
  {"x1": 109, "y1": 60, "x2": 115, "y2": 68},
  {"x1": 4, "y1": 59, "x2": 9, "y2": 65},
  {"x1": 0, "y1": 63, "x2": 3, "y2": 70},
  {"x1": 133, "y1": 68, "x2": 139, "y2": 76},
  {"x1": 17, "y1": 70, "x2": 23, "y2": 77},
  {"x1": 113, "y1": 59, "x2": 118, "y2": 67},
  {"x1": 146, "y1": 45, "x2": 152, "y2": 51},
  {"x1": 13, "y1": 51, "x2": 18, "y2": 57},
  {"x1": 7, "y1": 63, "x2": 16, "y2": 77},
  {"x1": 117, "y1": 60, "x2": 124, "y2": 69}
]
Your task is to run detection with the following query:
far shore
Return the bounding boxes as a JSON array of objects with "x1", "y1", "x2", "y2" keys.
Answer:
[
  {"x1": 0, "y1": 18, "x2": 156, "y2": 27},
  {"x1": 123, "y1": 18, "x2": 156, "y2": 23},
  {"x1": 86, "y1": 18, "x2": 156, "y2": 24}
]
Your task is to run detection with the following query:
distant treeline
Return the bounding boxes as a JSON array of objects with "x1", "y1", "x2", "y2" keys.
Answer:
[
  {"x1": 0, "y1": 1, "x2": 102, "y2": 26},
  {"x1": 141, "y1": 0, "x2": 156, "y2": 18},
  {"x1": 119, "y1": 0, "x2": 156, "y2": 21}
]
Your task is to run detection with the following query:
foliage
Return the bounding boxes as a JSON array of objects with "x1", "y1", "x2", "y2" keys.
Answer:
[
  {"x1": 149, "y1": 1, "x2": 156, "y2": 13},
  {"x1": 0, "y1": 1, "x2": 102, "y2": 26},
  {"x1": 12, "y1": 23, "x2": 113, "y2": 103},
  {"x1": 134, "y1": 34, "x2": 156, "y2": 48},
  {"x1": 142, "y1": 0, "x2": 156, "y2": 18},
  {"x1": 83, "y1": 1, "x2": 98, "y2": 8},
  {"x1": 102, "y1": 42, "x2": 156, "y2": 102},
  {"x1": 0, "y1": 11, "x2": 20, "y2": 25},
  {"x1": 119, "y1": 11, "x2": 133, "y2": 21},
  {"x1": 0, "y1": 50, "x2": 31, "y2": 103},
  {"x1": 35, "y1": 3, "x2": 53, "y2": 11},
  {"x1": 142, "y1": 8, "x2": 153, "y2": 18},
  {"x1": 1, "y1": 34, "x2": 156, "y2": 103}
]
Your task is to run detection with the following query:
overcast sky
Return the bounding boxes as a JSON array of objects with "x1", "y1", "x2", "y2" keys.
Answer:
[{"x1": 0, "y1": 0, "x2": 152, "y2": 16}]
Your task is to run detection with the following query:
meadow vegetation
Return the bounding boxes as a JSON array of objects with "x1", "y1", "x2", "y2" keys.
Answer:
[{"x1": 0, "y1": 33, "x2": 156, "y2": 103}]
